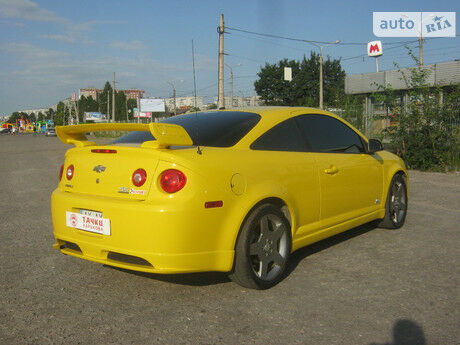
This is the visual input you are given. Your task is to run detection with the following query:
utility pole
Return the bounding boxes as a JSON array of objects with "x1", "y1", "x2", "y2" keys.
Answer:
[
  {"x1": 224, "y1": 63, "x2": 234, "y2": 108},
  {"x1": 319, "y1": 48, "x2": 323, "y2": 110},
  {"x1": 112, "y1": 72, "x2": 116, "y2": 122},
  {"x1": 217, "y1": 13, "x2": 225, "y2": 109},
  {"x1": 310, "y1": 40, "x2": 340, "y2": 109},
  {"x1": 419, "y1": 13, "x2": 423, "y2": 66},
  {"x1": 137, "y1": 95, "x2": 140, "y2": 124},
  {"x1": 167, "y1": 82, "x2": 177, "y2": 115},
  {"x1": 419, "y1": 33, "x2": 423, "y2": 66},
  {"x1": 173, "y1": 87, "x2": 176, "y2": 114},
  {"x1": 75, "y1": 100, "x2": 79, "y2": 124},
  {"x1": 107, "y1": 92, "x2": 110, "y2": 122},
  {"x1": 229, "y1": 68, "x2": 233, "y2": 108}
]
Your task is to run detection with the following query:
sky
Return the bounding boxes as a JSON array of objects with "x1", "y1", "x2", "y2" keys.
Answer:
[{"x1": 0, "y1": 0, "x2": 458, "y2": 115}]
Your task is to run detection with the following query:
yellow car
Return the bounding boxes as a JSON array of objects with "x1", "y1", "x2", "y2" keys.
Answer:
[{"x1": 51, "y1": 107, "x2": 408, "y2": 289}]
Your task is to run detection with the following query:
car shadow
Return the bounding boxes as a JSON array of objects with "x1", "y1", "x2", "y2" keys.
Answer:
[
  {"x1": 285, "y1": 220, "x2": 379, "y2": 277},
  {"x1": 105, "y1": 266, "x2": 231, "y2": 286},
  {"x1": 106, "y1": 220, "x2": 380, "y2": 287}
]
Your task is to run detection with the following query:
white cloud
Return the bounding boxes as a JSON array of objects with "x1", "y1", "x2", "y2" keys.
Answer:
[
  {"x1": 40, "y1": 34, "x2": 75, "y2": 43},
  {"x1": 0, "y1": 0, "x2": 64, "y2": 23},
  {"x1": 109, "y1": 40, "x2": 146, "y2": 51},
  {"x1": 0, "y1": 0, "x2": 101, "y2": 45},
  {"x1": 0, "y1": 41, "x2": 219, "y2": 114}
]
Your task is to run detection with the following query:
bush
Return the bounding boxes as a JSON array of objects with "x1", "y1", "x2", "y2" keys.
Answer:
[{"x1": 373, "y1": 58, "x2": 459, "y2": 171}]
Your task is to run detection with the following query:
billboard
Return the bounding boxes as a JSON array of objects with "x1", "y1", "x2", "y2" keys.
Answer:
[
  {"x1": 85, "y1": 112, "x2": 107, "y2": 122},
  {"x1": 373, "y1": 12, "x2": 456, "y2": 37},
  {"x1": 133, "y1": 108, "x2": 152, "y2": 118},
  {"x1": 140, "y1": 98, "x2": 165, "y2": 112}
]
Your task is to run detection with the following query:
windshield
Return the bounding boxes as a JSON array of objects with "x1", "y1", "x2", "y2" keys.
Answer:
[{"x1": 111, "y1": 111, "x2": 260, "y2": 147}]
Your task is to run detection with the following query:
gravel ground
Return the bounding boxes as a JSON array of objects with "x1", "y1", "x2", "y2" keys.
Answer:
[{"x1": 0, "y1": 134, "x2": 458, "y2": 345}]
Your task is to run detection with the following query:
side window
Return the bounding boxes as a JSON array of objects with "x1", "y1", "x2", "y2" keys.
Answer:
[
  {"x1": 250, "y1": 118, "x2": 307, "y2": 152},
  {"x1": 296, "y1": 114, "x2": 365, "y2": 153}
]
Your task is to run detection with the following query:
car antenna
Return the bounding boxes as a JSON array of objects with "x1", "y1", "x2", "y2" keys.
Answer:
[{"x1": 192, "y1": 39, "x2": 202, "y2": 155}]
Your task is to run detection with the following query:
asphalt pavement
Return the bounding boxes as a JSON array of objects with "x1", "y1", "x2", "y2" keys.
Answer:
[{"x1": 0, "y1": 134, "x2": 458, "y2": 344}]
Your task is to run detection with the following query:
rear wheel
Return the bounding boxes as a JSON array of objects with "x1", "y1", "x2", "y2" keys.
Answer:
[
  {"x1": 379, "y1": 174, "x2": 408, "y2": 229},
  {"x1": 229, "y1": 204, "x2": 291, "y2": 289}
]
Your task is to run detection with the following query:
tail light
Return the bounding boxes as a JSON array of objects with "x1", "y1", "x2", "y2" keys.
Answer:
[
  {"x1": 59, "y1": 164, "x2": 64, "y2": 181},
  {"x1": 160, "y1": 169, "x2": 187, "y2": 193},
  {"x1": 132, "y1": 168, "x2": 147, "y2": 187},
  {"x1": 91, "y1": 149, "x2": 117, "y2": 153},
  {"x1": 66, "y1": 165, "x2": 74, "y2": 180}
]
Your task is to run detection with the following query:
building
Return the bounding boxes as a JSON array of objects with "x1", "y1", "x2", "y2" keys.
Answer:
[
  {"x1": 79, "y1": 88, "x2": 145, "y2": 101},
  {"x1": 164, "y1": 96, "x2": 204, "y2": 112},
  {"x1": 345, "y1": 60, "x2": 460, "y2": 135},
  {"x1": 17, "y1": 107, "x2": 51, "y2": 116},
  {"x1": 222, "y1": 95, "x2": 262, "y2": 108}
]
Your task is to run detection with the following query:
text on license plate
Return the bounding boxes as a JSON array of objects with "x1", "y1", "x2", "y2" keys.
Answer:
[
  {"x1": 66, "y1": 211, "x2": 111, "y2": 235},
  {"x1": 79, "y1": 209, "x2": 103, "y2": 218}
]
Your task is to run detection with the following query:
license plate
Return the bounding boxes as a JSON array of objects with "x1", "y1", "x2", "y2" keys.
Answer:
[
  {"x1": 79, "y1": 209, "x2": 103, "y2": 218},
  {"x1": 66, "y1": 211, "x2": 111, "y2": 235}
]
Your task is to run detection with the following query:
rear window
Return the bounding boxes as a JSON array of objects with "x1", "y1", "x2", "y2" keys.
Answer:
[{"x1": 112, "y1": 111, "x2": 260, "y2": 147}]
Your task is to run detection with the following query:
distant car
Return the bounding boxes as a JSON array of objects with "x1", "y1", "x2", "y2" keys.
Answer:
[
  {"x1": 0, "y1": 127, "x2": 12, "y2": 134},
  {"x1": 51, "y1": 107, "x2": 408, "y2": 289},
  {"x1": 45, "y1": 127, "x2": 57, "y2": 136}
]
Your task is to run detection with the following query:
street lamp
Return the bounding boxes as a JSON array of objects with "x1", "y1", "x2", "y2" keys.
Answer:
[
  {"x1": 167, "y1": 80, "x2": 183, "y2": 115},
  {"x1": 224, "y1": 63, "x2": 242, "y2": 108},
  {"x1": 309, "y1": 40, "x2": 340, "y2": 109}
]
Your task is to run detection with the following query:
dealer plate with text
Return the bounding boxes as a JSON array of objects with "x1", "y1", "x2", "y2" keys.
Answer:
[{"x1": 66, "y1": 211, "x2": 111, "y2": 235}]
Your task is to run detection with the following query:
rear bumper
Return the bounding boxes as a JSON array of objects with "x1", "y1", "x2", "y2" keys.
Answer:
[{"x1": 51, "y1": 189, "x2": 234, "y2": 273}]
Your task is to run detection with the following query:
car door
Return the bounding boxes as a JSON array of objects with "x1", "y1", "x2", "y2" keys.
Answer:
[
  {"x1": 250, "y1": 118, "x2": 320, "y2": 236},
  {"x1": 295, "y1": 113, "x2": 383, "y2": 227}
]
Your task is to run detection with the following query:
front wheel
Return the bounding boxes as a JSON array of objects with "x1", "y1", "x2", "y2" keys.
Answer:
[
  {"x1": 229, "y1": 204, "x2": 291, "y2": 289},
  {"x1": 379, "y1": 174, "x2": 408, "y2": 229}
]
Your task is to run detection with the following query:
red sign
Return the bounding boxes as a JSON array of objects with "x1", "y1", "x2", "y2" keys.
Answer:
[{"x1": 367, "y1": 41, "x2": 383, "y2": 57}]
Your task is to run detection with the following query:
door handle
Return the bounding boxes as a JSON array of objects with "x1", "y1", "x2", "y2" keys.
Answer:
[{"x1": 324, "y1": 165, "x2": 339, "y2": 175}]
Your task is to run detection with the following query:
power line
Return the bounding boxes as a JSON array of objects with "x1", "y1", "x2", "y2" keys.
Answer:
[
  {"x1": 226, "y1": 26, "x2": 422, "y2": 47},
  {"x1": 226, "y1": 26, "x2": 365, "y2": 45},
  {"x1": 226, "y1": 31, "x2": 309, "y2": 52},
  {"x1": 341, "y1": 36, "x2": 459, "y2": 62},
  {"x1": 225, "y1": 53, "x2": 266, "y2": 64}
]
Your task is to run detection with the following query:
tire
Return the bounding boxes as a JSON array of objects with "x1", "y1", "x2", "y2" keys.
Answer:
[
  {"x1": 379, "y1": 173, "x2": 408, "y2": 229},
  {"x1": 229, "y1": 204, "x2": 292, "y2": 289}
]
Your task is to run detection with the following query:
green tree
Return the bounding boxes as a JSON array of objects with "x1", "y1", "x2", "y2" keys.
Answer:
[
  {"x1": 99, "y1": 81, "x2": 113, "y2": 119},
  {"x1": 254, "y1": 52, "x2": 346, "y2": 107},
  {"x1": 374, "y1": 58, "x2": 460, "y2": 171},
  {"x1": 54, "y1": 102, "x2": 66, "y2": 126},
  {"x1": 127, "y1": 99, "x2": 137, "y2": 120},
  {"x1": 7, "y1": 112, "x2": 21, "y2": 123},
  {"x1": 46, "y1": 108, "x2": 55, "y2": 120},
  {"x1": 29, "y1": 112, "x2": 36, "y2": 122},
  {"x1": 78, "y1": 96, "x2": 99, "y2": 122},
  {"x1": 37, "y1": 112, "x2": 44, "y2": 121},
  {"x1": 336, "y1": 94, "x2": 365, "y2": 131},
  {"x1": 115, "y1": 91, "x2": 127, "y2": 121}
]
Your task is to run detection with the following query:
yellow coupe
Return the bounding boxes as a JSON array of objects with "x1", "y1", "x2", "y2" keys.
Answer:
[{"x1": 51, "y1": 107, "x2": 408, "y2": 289}]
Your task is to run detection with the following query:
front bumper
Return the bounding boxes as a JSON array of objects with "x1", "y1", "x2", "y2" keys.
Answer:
[{"x1": 51, "y1": 189, "x2": 234, "y2": 273}]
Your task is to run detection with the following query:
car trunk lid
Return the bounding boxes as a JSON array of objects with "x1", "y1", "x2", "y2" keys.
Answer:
[{"x1": 61, "y1": 146, "x2": 160, "y2": 200}]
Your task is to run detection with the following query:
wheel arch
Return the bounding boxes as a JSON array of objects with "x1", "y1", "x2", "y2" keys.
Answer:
[
  {"x1": 230, "y1": 196, "x2": 295, "y2": 252},
  {"x1": 384, "y1": 166, "x2": 409, "y2": 202}
]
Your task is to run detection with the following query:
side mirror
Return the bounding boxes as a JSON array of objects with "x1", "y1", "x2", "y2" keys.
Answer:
[{"x1": 368, "y1": 139, "x2": 383, "y2": 154}]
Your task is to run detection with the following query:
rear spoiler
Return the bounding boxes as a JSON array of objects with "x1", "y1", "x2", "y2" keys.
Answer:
[{"x1": 55, "y1": 123, "x2": 193, "y2": 148}]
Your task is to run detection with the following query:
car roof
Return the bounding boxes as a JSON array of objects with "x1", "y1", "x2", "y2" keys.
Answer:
[{"x1": 219, "y1": 106, "x2": 366, "y2": 148}]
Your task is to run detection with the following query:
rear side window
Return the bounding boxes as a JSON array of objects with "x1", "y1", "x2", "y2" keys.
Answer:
[
  {"x1": 296, "y1": 114, "x2": 365, "y2": 153},
  {"x1": 250, "y1": 118, "x2": 307, "y2": 152},
  {"x1": 112, "y1": 111, "x2": 260, "y2": 147}
]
